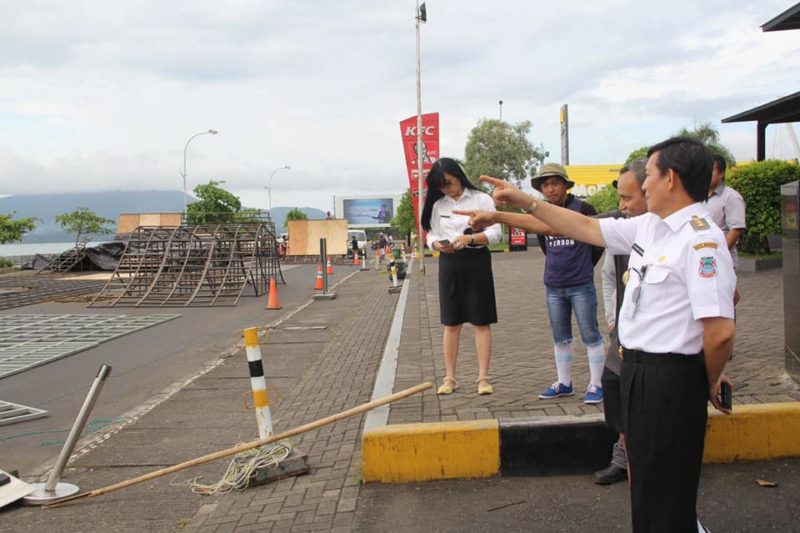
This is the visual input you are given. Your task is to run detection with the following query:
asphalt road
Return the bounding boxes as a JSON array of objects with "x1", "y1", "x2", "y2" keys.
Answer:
[
  {"x1": 354, "y1": 458, "x2": 800, "y2": 532},
  {"x1": 0, "y1": 263, "x2": 319, "y2": 477}
]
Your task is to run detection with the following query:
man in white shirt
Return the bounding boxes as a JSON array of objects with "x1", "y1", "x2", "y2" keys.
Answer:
[
  {"x1": 706, "y1": 155, "x2": 746, "y2": 269},
  {"x1": 467, "y1": 138, "x2": 735, "y2": 533}
]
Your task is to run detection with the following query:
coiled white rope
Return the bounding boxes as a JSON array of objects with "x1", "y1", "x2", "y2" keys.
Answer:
[{"x1": 187, "y1": 440, "x2": 293, "y2": 494}]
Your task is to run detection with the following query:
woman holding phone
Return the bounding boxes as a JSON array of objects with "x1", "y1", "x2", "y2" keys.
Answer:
[{"x1": 421, "y1": 158, "x2": 502, "y2": 395}]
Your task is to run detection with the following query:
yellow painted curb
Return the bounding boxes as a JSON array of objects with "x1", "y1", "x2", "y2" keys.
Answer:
[
  {"x1": 704, "y1": 402, "x2": 800, "y2": 463},
  {"x1": 362, "y1": 420, "x2": 499, "y2": 482}
]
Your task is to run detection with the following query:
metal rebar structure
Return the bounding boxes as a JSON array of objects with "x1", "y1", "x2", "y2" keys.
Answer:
[
  {"x1": 37, "y1": 243, "x2": 87, "y2": 274},
  {"x1": 89, "y1": 222, "x2": 283, "y2": 307}
]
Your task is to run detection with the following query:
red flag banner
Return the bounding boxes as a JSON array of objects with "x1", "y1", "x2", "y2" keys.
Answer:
[{"x1": 399, "y1": 112, "x2": 439, "y2": 236}]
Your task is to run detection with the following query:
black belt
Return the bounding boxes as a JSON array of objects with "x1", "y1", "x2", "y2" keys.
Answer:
[{"x1": 620, "y1": 347, "x2": 703, "y2": 363}]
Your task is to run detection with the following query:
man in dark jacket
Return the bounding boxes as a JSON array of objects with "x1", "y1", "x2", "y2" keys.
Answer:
[{"x1": 532, "y1": 163, "x2": 606, "y2": 404}]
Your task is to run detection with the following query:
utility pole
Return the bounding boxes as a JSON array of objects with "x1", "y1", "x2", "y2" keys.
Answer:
[{"x1": 415, "y1": 0, "x2": 427, "y2": 274}]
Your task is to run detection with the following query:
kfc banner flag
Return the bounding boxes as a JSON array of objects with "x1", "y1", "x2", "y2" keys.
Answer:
[{"x1": 399, "y1": 112, "x2": 439, "y2": 234}]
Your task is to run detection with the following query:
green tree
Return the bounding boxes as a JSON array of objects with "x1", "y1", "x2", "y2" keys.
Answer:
[
  {"x1": 0, "y1": 213, "x2": 38, "y2": 244},
  {"x1": 675, "y1": 122, "x2": 736, "y2": 167},
  {"x1": 55, "y1": 207, "x2": 114, "y2": 246},
  {"x1": 284, "y1": 207, "x2": 308, "y2": 222},
  {"x1": 186, "y1": 180, "x2": 242, "y2": 224},
  {"x1": 727, "y1": 160, "x2": 800, "y2": 255},
  {"x1": 625, "y1": 146, "x2": 650, "y2": 165},
  {"x1": 586, "y1": 186, "x2": 620, "y2": 214},
  {"x1": 463, "y1": 119, "x2": 548, "y2": 188},
  {"x1": 391, "y1": 189, "x2": 416, "y2": 241}
]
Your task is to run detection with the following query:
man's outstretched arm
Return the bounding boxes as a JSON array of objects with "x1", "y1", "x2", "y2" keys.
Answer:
[{"x1": 474, "y1": 175, "x2": 605, "y2": 246}]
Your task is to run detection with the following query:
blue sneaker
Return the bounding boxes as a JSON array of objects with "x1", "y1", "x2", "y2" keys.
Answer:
[
  {"x1": 538, "y1": 381, "x2": 574, "y2": 399},
  {"x1": 584, "y1": 384, "x2": 603, "y2": 404}
]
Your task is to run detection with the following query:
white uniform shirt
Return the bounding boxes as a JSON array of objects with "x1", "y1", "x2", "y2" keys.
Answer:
[
  {"x1": 425, "y1": 188, "x2": 503, "y2": 248},
  {"x1": 599, "y1": 202, "x2": 736, "y2": 355},
  {"x1": 601, "y1": 252, "x2": 617, "y2": 327},
  {"x1": 706, "y1": 182, "x2": 746, "y2": 268}
]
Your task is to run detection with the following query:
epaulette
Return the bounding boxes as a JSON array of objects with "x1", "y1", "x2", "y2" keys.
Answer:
[{"x1": 690, "y1": 215, "x2": 710, "y2": 231}]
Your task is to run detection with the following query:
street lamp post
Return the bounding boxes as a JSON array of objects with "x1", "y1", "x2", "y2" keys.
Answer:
[
  {"x1": 180, "y1": 129, "x2": 218, "y2": 214},
  {"x1": 267, "y1": 165, "x2": 291, "y2": 218},
  {"x1": 499, "y1": 100, "x2": 503, "y2": 121},
  {"x1": 415, "y1": 0, "x2": 426, "y2": 274}
]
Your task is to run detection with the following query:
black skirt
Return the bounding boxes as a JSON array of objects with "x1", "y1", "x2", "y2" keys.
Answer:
[{"x1": 438, "y1": 247, "x2": 497, "y2": 326}]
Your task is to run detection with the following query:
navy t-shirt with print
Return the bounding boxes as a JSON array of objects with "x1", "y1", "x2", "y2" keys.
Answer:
[{"x1": 538, "y1": 195, "x2": 599, "y2": 288}]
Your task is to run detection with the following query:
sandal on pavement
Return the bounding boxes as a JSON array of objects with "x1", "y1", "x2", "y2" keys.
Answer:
[
  {"x1": 476, "y1": 376, "x2": 494, "y2": 395},
  {"x1": 437, "y1": 377, "x2": 458, "y2": 395}
]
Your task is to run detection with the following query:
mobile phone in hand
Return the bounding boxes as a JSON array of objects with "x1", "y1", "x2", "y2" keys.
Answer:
[
  {"x1": 438, "y1": 239, "x2": 451, "y2": 247},
  {"x1": 719, "y1": 381, "x2": 732, "y2": 409}
]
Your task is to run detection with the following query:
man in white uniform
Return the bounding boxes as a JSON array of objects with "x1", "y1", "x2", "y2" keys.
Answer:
[{"x1": 465, "y1": 138, "x2": 735, "y2": 533}]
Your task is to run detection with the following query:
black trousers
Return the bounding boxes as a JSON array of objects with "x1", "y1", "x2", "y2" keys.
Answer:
[
  {"x1": 601, "y1": 366, "x2": 623, "y2": 434},
  {"x1": 620, "y1": 349, "x2": 709, "y2": 533}
]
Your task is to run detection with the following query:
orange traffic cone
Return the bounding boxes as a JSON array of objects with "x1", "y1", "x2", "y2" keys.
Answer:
[
  {"x1": 326, "y1": 258, "x2": 334, "y2": 275},
  {"x1": 353, "y1": 251, "x2": 360, "y2": 267},
  {"x1": 314, "y1": 264, "x2": 324, "y2": 290},
  {"x1": 266, "y1": 277, "x2": 282, "y2": 309}
]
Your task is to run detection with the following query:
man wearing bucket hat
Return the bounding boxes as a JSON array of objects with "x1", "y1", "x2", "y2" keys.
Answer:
[{"x1": 529, "y1": 163, "x2": 606, "y2": 404}]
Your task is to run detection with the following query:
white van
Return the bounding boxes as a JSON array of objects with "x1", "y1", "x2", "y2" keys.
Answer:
[{"x1": 347, "y1": 230, "x2": 367, "y2": 252}]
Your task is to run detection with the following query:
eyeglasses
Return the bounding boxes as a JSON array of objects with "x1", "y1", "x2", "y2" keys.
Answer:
[{"x1": 629, "y1": 264, "x2": 649, "y2": 304}]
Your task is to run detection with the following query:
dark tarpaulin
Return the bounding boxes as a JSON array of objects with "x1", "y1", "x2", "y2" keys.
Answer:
[{"x1": 21, "y1": 241, "x2": 126, "y2": 271}]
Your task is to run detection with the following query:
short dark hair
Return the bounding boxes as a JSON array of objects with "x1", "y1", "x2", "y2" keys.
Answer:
[
  {"x1": 712, "y1": 154, "x2": 727, "y2": 175},
  {"x1": 620, "y1": 158, "x2": 647, "y2": 187},
  {"x1": 421, "y1": 158, "x2": 479, "y2": 230},
  {"x1": 647, "y1": 138, "x2": 712, "y2": 203}
]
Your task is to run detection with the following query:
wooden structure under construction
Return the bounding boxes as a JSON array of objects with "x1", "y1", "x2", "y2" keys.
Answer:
[{"x1": 90, "y1": 222, "x2": 283, "y2": 307}]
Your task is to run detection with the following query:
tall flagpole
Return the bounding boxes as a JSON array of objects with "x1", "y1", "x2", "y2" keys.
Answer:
[{"x1": 415, "y1": 0, "x2": 425, "y2": 274}]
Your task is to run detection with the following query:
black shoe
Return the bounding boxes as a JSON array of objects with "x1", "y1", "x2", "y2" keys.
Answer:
[{"x1": 594, "y1": 464, "x2": 627, "y2": 485}]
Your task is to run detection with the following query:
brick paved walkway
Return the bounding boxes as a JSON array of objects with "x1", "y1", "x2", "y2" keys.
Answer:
[
  {"x1": 184, "y1": 273, "x2": 398, "y2": 532},
  {"x1": 390, "y1": 250, "x2": 800, "y2": 425}
]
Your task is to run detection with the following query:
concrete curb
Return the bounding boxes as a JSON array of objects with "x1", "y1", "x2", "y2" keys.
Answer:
[
  {"x1": 362, "y1": 420, "x2": 499, "y2": 483},
  {"x1": 362, "y1": 402, "x2": 800, "y2": 482}
]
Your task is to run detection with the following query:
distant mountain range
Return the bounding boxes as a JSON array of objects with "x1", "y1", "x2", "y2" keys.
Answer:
[{"x1": 0, "y1": 191, "x2": 327, "y2": 243}]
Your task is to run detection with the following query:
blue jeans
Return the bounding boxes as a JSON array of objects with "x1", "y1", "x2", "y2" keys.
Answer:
[{"x1": 545, "y1": 281, "x2": 602, "y2": 346}]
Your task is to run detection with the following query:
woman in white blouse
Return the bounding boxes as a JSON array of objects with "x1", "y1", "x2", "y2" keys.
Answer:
[{"x1": 421, "y1": 158, "x2": 503, "y2": 395}]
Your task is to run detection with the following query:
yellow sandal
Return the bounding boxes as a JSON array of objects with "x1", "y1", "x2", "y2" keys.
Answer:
[
  {"x1": 437, "y1": 377, "x2": 458, "y2": 395},
  {"x1": 477, "y1": 376, "x2": 493, "y2": 395}
]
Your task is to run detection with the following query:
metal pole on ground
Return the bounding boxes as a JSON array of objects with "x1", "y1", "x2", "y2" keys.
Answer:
[
  {"x1": 313, "y1": 238, "x2": 336, "y2": 300},
  {"x1": 24, "y1": 364, "x2": 112, "y2": 505},
  {"x1": 44, "y1": 383, "x2": 432, "y2": 507}
]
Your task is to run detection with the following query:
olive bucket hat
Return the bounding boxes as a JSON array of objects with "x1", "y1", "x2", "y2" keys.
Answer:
[{"x1": 530, "y1": 162, "x2": 575, "y2": 192}]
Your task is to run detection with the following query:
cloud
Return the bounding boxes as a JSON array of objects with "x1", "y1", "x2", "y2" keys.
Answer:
[{"x1": 0, "y1": 0, "x2": 798, "y2": 209}]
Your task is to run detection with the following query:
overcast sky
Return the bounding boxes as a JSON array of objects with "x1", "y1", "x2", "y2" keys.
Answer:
[{"x1": 1, "y1": 0, "x2": 799, "y2": 211}]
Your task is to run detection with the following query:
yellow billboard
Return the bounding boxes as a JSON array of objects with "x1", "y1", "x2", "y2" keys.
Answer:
[{"x1": 564, "y1": 164, "x2": 622, "y2": 197}]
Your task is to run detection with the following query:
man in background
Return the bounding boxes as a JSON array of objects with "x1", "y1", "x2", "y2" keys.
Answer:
[
  {"x1": 706, "y1": 155, "x2": 746, "y2": 270},
  {"x1": 530, "y1": 163, "x2": 605, "y2": 405},
  {"x1": 594, "y1": 158, "x2": 648, "y2": 485}
]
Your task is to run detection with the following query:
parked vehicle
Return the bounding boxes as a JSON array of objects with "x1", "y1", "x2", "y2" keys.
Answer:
[{"x1": 348, "y1": 230, "x2": 367, "y2": 254}]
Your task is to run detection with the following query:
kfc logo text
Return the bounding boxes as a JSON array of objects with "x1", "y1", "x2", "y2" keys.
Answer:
[{"x1": 404, "y1": 126, "x2": 436, "y2": 137}]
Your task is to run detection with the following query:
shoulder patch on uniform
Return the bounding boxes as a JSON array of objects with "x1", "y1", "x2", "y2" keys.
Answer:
[
  {"x1": 690, "y1": 216, "x2": 710, "y2": 231},
  {"x1": 698, "y1": 256, "x2": 717, "y2": 278},
  {"x1": 693, "y1": 241, "x2": 718, "y2": 251}
]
